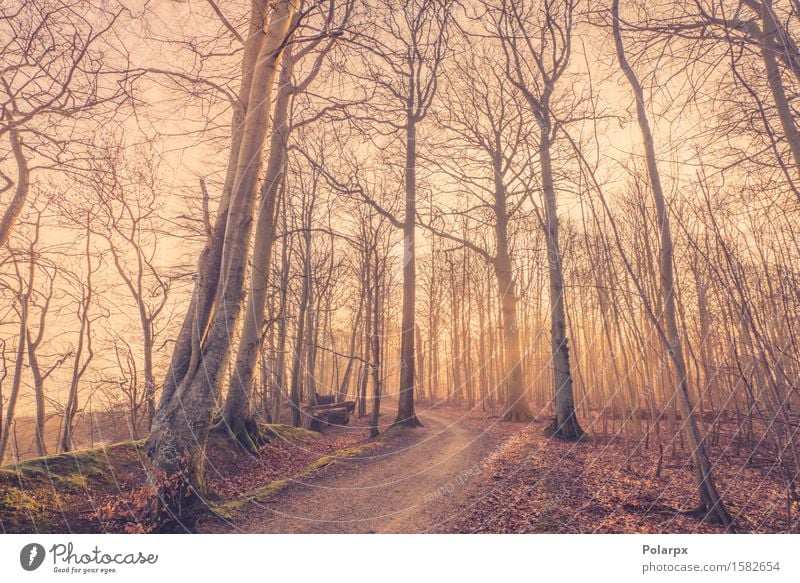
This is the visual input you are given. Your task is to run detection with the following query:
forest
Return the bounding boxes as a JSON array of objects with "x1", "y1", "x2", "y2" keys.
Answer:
[{"x1": 0, "y1": 0, "x2": 799, "y2": 534}]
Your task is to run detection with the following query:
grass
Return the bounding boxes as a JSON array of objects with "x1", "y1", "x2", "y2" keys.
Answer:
[{"x1": 0, "y1": 441, "x2": 145, "y2": 533}]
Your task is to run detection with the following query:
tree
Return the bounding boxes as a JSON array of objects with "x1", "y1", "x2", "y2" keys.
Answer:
[
  {"x1": 347, "y1": 0, "x2": 453, "y2": 427},
  {"x1": 221, "y1": 0, "x2": 351, "y2": 447},
  {"x1": 59, "y1": 216, "x2": 98, "y2": 453},
  {"x1": 0, "y1": 0, "x2": 128, "y2": 248},
  {"x1": 429, "y1": 41, "x2": 537, "y2": 420},
  {"x1": 484, "y1": 0, "x2": 584, "y2": 438},
  {"x1": 91, "y1": 147, "x2": 169, "y2": 432},
  {"x1": 146, "y1": 0, "x2": 300, "y2": 523},
  {"x1": 610, "y1": 0, "x2": 732, "y2": 526}
]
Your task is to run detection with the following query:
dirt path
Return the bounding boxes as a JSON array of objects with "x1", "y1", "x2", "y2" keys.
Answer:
[{"x1": 208, "y1": 408, "x2": 513, "y2": 533}]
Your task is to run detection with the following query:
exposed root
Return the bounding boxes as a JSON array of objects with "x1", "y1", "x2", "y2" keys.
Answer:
[
  {"x1": 681, "y1": 502, "x2": 737, "y2": 531},
  {"x1": 212, "y1": 416, "x2": 267, "y2": 454},
  {"x1": 393, "y1": 414, "x2": 424, "y2": 428},
  {"x1": 503, "y1": 409, "x2": 534, "y2": 423},
  {"x1": 544, "y1": 415, "x2": 587, "y2": 442},
  {"x1": 502, "y1": 403, "x2": 534, "y2": 422}
]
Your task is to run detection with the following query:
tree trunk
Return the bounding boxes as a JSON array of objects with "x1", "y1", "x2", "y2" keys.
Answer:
[
  {"x1": 289, "y1": 236, "x2": 312, "y2": 427},
  {"x1": 0, "y1": 291, "x2": 28, "y2": 462},
  {"x1": 271, "y1": 207, "x2": 291, "y2": 424},
  {"x1": 338, "y1": 290, "x2": 364, "y2": 402},
  {"x1": 26, "y1": 330, "x2": 47, "y2": 457},
  {"x1": 222, "y1": 44, "x2": 296, "y2": 447},
  {"x1": 0, "y1": 129, "x2": 30, "y2": 248},
  {"x1": 540, "y1": 127, "x2": 584, "y2": 440},
  {"x1": 157, "y1": 2, "x2": 265, "y2": 410},
  {"x1": 612, "y1": 0, "x2": 732, "y2": 526},
  {"x1": 753, "y1": 1, "x2": 800, "y2": 185},
  {"x1": 358, "y1": 245, "x2": 372, "y2": 418},
  {"x1": 492, "y1": 158, "x2": 533, "y2": 421},
  {"x1": 369, "y1": 251, "x2": 382, "y2": 438},
  {"x1": 395, "y1": 118, "x2": 421, "y2": 426},
  {"x1": 142, "y1": 320, "x2": 155, "y2": 431},
  {"x1": 145, "y1": 0, "x2": 298, "y2": 524}
]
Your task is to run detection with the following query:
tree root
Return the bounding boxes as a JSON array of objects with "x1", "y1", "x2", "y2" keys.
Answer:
[
  {"x1": 393, "y1": 414, "x2": 423, "y2": 428},
  {"x1": 502, "y1": 408, "x2": 534, "y2": 422},
  {"x1": 544, "y1": 415, "x2": 587, "y2": 442},
  {"x1": 681, "y1": 502, "x2": 737, "y2": 531},
  {"x1": 211, "y1": 415, "x2": 268, "y2": 454}
]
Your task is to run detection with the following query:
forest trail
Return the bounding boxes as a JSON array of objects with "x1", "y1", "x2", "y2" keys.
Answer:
[{"x1": 207, "y1": 409, "x2": 510, "y2": 533}]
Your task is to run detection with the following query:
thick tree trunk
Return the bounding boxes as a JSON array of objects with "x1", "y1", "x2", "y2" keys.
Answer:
[
  {"x1": 492, "y1": 157, "x2": 533, "y2": 422},
  {"x1": 396, "y1": 119, "x2": 421, "y2": 427},
  {"x1": 612, "y1": 0, "x2": 732, "y2": 526},
  {"x1": 539, "y1": 129, "x2": 584, "y2": 440},
  {"x1": 145, "y1": 0, "x2": 298, "y2": 525},
  {"x1": 221, "y1": 46, "x2": 295, "y2": 447},
  {"x1": 157, "y1": 2, "x2": 267, "y2": 410},
  {"x1": 494, "y1": 252, "x2": 532, "y2": 422}
]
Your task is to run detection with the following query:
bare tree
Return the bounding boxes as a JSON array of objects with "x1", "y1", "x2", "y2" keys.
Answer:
[
  {"x1": 595, "y1": 0, "x2": 733, "y2": 526},
  {"x1": 221, "y1": 0, "x2": 351, "y2": 448},
  {"x1": 90, "y1": 147, "x2": 169, "y2": 432},
  {"x1": 347, "y1": 0, "x2": 453, "y2": 427},
  {"x1": 0, "y1": 0, "x2": 128, "y2": 248},
  {"x1": 146, "y1": 0, "x2": 300, "y2": 522},
  {"x1": 483, "y1": 0, "x2": 585, "y2": 438},
  {"x1": 59, "y1": 217, "x2": 98, "y2": 453}
]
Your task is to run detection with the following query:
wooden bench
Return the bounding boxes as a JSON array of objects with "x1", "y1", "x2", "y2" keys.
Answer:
[{"x1": 305, "y1": 400, "x2": 356, "y2": 432}]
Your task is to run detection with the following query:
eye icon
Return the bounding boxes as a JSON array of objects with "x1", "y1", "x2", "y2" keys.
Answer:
[{"x1": 20, "y1": 543, "x2": 46, "y2": 571}]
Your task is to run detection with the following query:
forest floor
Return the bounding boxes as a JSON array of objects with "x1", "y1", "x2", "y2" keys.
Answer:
[
  {"x1": 202, "y1": 405, "x2": 796, "y2": 534},
  {"x1": 201, "y1": 405, "x2": 519, "y2": 533},
  {"x1": 1, "y1": 402, "x2": 795, "y2": 533}
]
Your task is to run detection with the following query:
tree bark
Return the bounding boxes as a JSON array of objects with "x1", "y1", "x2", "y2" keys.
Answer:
[
  {"x1": 0, "y1": 280, "x2": 28, "y2": 462},
  {"x1": 396, "y1": 118, "x2": 422, "y2": 426},
  {"x1": 753, "y1": 1, "x2": 800, "y2": 183},
  {"x1": 0, "y1": 129, "x2": 30, "y2": 249},
  {"x1": 369, "y1": 248, "x2": 382, "y2": 438},
  {"x1": 492, "y1": 160, "x2": 533, "y2": 421},
  {"x1": 221, "y1": 44, "x2": 296, "y2": 447},
  {"x1": 540, "y1": 127, "x2": 584, "y2": 440},
  {"x1": 289, "y1": 229, "x2": 312, "y2": 427},
  {"x1": 271, "y1": 202, "x2": 292, "y2": 424},
  {"x1": 157, "y1": 0, "x2": 269, "y2": 410}
]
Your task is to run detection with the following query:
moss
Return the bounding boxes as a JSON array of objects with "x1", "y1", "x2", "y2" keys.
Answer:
[
  {"x1": 0, "y1": 488, "x2": 42, "y2": 514},
  {"x1": 53, "y1": 472, "x2": 89, "y2": 491},
  {"x1": 0, "y1": 487, "x2": 54, "y2": 532},
  {"x1": 2, "y1": 440, "x2": 143, "y2": 479},
  {"x1": 0, "y1": 440, "x2": 144, "y2": 533},
  {"x1": 211, "y1": 478, "x2": 291, "y2": 519},
  {"x1": 260, "y1": 424, "x2": 318, "y2": 442}
]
